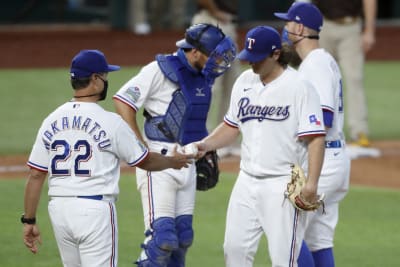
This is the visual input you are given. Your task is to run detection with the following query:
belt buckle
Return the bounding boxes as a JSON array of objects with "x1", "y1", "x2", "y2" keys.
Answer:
[
  {"x1": 325, "y1": 141, "x2": 331, "y2": 148},
  {"x1": 325, "y1": 140, "x2": 341, "y2": 148}
]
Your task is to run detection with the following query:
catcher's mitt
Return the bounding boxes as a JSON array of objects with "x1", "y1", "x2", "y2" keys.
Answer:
[
  {"x1": 195, "y1": 150, "x2": 219, "y2": 191},
  {"x1": 284, "y1": 164, "x2": 325, "y2": 212}
]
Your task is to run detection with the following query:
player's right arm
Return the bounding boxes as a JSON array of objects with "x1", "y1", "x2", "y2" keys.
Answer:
[
  {"x1": 23, "y1": 168, "x2": 46, "y2": 253},
  {"x1": 196, "y1": 69, "x2": 244, "y2": 156},
  {"x1": 197, "y1": 122, "x2": 240, "y2": 157},
  {"x1": 299, "y1": 134, "x2": 325, "y2": 199},
  {"x1": 114, "y1": 118, "x2": 192, "y2": 171},
  {"x1": 114, "y1": 100, "x2": 146, "y2": 145},
  {"x1": 137, "y1": 148, "x2": 192, "y2": 171}
]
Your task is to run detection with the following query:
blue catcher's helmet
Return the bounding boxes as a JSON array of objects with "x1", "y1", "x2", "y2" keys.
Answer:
[
  {"x1": 176, "y1": 23, "x2": 236, "y2": 79},
  {"x1": 176, "y1": 23, "x2": 225, "y2": 56}
]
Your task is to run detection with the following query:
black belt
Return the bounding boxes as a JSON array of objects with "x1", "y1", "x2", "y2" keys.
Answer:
[{"x1": 325, "y1": 140, "x2": 342, "y2": 148}]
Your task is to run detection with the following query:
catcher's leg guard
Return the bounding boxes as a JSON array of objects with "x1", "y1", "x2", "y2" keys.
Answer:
[
  {"x1": 167, "y1": 215, "x2": 194, "y2": 267},
  {"x1": 136, "y1": 217, "x2": 179, "y2": 267},
  {"x1": 298, "y1": 241, "x2": 315, "y2": 267},
  {"x1": 312, "y1": 248, "x2": 334, "y2": 267}
]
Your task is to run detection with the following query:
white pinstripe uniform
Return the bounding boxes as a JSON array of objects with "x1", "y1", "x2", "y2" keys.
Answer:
[
  {"x1": 298, "y1": 48, "x2": 351, "y2": 251},
  {"x1": 222, "y1": 67, "x2": 325, "y2": 267},
  {"x1": 113, "y1": 61, "x2": 197, "y2": 231},
  {"x1": 28, "y1": 102, "x2": 148, "y2": 267}
]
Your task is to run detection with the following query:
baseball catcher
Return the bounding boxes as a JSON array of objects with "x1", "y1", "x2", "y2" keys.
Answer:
[
  {"x1": 284, "y1": 164, "x2": 325, "y2": 212},
  {"x1": 195, "y1": 150, "x2": 219, "y2": 191}
]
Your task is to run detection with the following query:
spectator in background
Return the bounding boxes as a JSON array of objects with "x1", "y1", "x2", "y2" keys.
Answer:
[
  {"x1": 129, "y1": 0, "x2": 188, "y2": 34},
  {"x1": 308, "y1": 0, "x2": 377, "y2": 147},
  {"x1": 191, "y1": 0, "x2": 242, "y2": 157},
  {"x1": 150, "y1": 0, "x2": 188, "y2": 30},
  {"x1": 129, "y1": 0, "x2": 151, "y2": 35}
]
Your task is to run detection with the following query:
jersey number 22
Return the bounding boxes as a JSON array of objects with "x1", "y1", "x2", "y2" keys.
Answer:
[{"x1": 51, "y1": 139, "x2": 92, "y2": 176}]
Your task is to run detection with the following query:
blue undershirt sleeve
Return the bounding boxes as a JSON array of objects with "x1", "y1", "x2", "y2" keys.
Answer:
[{"x1": 323, "y1": 109, "x2": 333, "y2": 128}]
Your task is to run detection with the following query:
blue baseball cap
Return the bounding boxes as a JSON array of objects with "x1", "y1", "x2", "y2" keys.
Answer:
[
  {"x1": 274, "y1": 2, "x2": 323, "y2": 32},
  {"x1": 70, "y1": 49, "x2": 120, "y2": 79},
  {"x1": 237, "y1": 26, "x2": 282, "y2": 63}
]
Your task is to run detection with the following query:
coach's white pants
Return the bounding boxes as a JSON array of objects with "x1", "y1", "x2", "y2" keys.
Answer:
[{"x1": 48, "y1": 197, "x2": 118, "y2": 267}]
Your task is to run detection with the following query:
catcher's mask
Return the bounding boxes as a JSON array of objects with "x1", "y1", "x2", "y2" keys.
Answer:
[{"x1": 176, "y1": 23, "x2": 236, "y2": 78}]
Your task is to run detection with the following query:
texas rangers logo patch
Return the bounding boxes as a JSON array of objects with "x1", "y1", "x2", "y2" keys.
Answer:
[
  {"x1": 309, "y1": 114, "x2": 321, "y2": 125},
  {"x1": 126, "y1": 87, "x2": 141, "y2": 103},
  {"x1": 247, "y1": 38, "x2": 256, "y2": 49}
]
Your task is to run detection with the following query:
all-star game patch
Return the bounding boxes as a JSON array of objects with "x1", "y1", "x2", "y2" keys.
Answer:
[{"x1": 126, "y1": 86, "x2": 141, "y2": 103}]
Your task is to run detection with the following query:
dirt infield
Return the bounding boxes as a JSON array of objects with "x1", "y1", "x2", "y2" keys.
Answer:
[{"x1": 0, "y1": 25, "x2": 399, "y2": 189}]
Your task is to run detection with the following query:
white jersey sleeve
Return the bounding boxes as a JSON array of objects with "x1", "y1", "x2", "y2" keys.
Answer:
[
  {"x1": 113, "y1": 61, "x2": 178, "y2": 117},
  {"x1": 28, "y1": 123, "x2": 51, "y2": 172},
  {"x1": 296, "y1": 79, "x2": 326, "y2": 137},
  {"x1": 113, "y1": 61, "x2": 159, "y2": 111},
  {"x1": 113, "y1": 119, "x2": 149, "y2": 166}
]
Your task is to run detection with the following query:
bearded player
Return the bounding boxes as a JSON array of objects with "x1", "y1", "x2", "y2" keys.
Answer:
[
  {"x1": 113, "y1": 24, "x2": 236, "y2": 266},
  {"x1": 275, "y1": 2, "x2": 351, "y2": 266}
]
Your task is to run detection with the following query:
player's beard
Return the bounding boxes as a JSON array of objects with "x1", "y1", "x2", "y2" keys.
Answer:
[
  {"x1": 282, "y1": 43, "x2": 302, "y2": 69},
  {"x1": 193, "y1": 60, "x2": 203, "y2": 72}
]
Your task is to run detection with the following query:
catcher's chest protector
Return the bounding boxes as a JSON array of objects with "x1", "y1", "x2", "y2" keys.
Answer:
[{"x1": 144, "y1": 54, "x2": 212, "y2": 145}]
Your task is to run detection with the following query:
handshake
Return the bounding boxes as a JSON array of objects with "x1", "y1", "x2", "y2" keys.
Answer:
[{"x1": 182, "y1": 143, "x2": 200, "y2": 158}]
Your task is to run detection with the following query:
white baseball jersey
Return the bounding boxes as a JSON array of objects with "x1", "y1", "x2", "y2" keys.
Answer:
[
  {"x1": 224, "y1": 67, "x2": 325, "y2": 177},
  {"x1": 28, "y1": 101, "x2": 148, "y2": 197},
  {"x1": 298, "y1": 48, "x2": 351, "y2": 251}
]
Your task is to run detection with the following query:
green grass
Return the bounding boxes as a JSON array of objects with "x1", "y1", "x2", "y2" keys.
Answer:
[
  {"x1": 1, "y1": 61, "x2": 400, "y2": 155},
  {"x1": 0, "y1": 67, "x2": 141, "y2": 155},
  {"x1": 364, "y1": 62, "x2": 400, "y2": 139},
  {"x1": 2, "y1": 174, "x2": 400, "y2": 267}
]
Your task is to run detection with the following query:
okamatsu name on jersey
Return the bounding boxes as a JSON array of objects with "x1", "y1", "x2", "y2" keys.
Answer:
[
  {"x1": 237, "y1": 97, "x2": 290, "y2": 122},
  {"x1": 42, "y1": 116, "x2": 111, "y2": 149}
]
